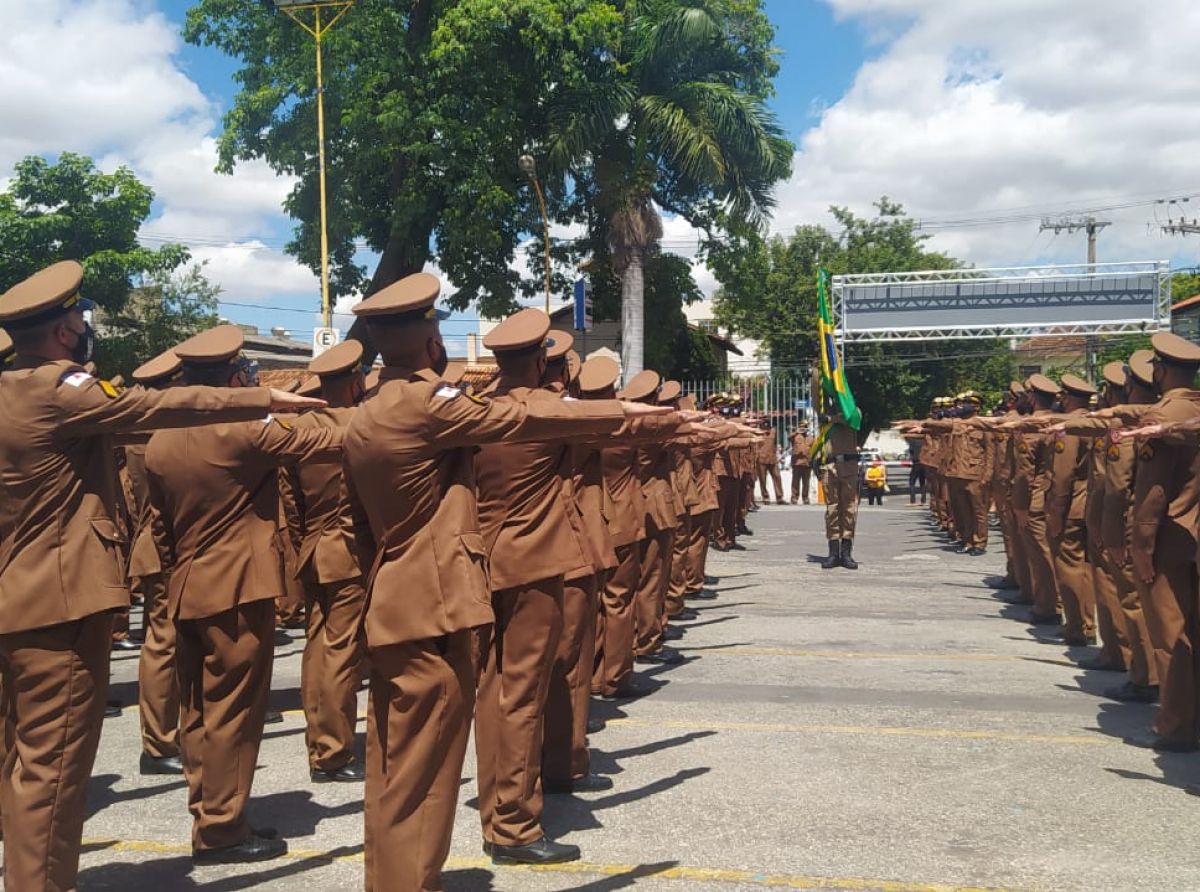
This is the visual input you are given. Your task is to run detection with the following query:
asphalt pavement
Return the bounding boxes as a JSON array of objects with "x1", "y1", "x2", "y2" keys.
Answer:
[{"x1": 68, "y1": 496, "x2": 1200, "y2": 891}]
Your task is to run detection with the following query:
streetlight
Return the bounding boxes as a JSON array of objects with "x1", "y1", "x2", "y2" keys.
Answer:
[
  {"x1": 275, "y1": 0, "x2": 355, "y2": 329},
  {"x1": 519, "y1": 154, "x2": 552, "y2": 314}
]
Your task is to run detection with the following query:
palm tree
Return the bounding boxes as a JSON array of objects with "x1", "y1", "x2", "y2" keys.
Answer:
[{"x1": 547, "y1": 0, "x2": 792, "y2": 378}]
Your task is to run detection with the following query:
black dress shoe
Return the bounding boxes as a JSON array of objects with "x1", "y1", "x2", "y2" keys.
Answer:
[
  {"x1": 1124, "y1": 732, "x2": 1198, "y2": 753},
  {"x1": 311, "y1": 758, "x2": 365, "y2": 783},
  {"x1": 273, "y1": 630, "x2": 291, "y2": 647},
  {"x1": 670, "y1": 607, "x2": 699, "y2": 622},
  {"x1": 704, "y1": 575, "x2": 718, "y2": 584},
  {"x1": 662, "y1": 625, "x2": 683, "y2": 641},
  {"x1": 597, "y1": 682, "x2": 654, "y2": 701},
  {"x1": 112, "y1": 638, "x2": 141, "y2": 652},
  {"x1": 1076, "y1": 655, "x2": 1125, "y2": 672},
  {"x1": 966, "y1": 547, "x2": 986, "y2": 557},
  {"x1": 264, "y1": 709, "x2": 284, "y2": 725},
  {"x1": 737, "y1": 526, "x2": 753, "y2": 536},
  {"x1": 139, "y1": 752, "x2": 184, "y2": 776},
  {"x1": 193, "y1": 832, "x2": 288, "y2": 864},
  {"x1": 1105, "y1": 682, "x2": 1159, "y2": 703},
  {"x1": 635, "y1": 646, "x2": 683, "y2": 666},
  {"x1": 586, "y1": 717, "x2": 605, "y2": 734},
  {"x1": 685, "y1": 589, "x2": 718, "y2": 600},
  {"x1": 104, "y1": 702, "x2": 123, "y2": 719},
  {"x1": 1062, "y1": 634, "x2": 1098, "y2": 647},
  {"x1": 728, "y1": 542, "x2": 747, "y2": 551},
  {"x1": 545, "y1": 773, "x2": 613, "y2": 794},
  {"x1": 491, "y1": 837, "x2": 580, "y2": 865}
]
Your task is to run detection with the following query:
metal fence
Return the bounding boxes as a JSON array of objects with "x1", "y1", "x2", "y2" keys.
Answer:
[{"x1": 682, "y1": 371, "x2": 813, "y2": 452}]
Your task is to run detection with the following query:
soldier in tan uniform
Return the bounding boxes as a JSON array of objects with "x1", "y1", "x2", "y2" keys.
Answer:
[
  {"x1": 1108, "y1": 333, "x2": 1200, "y2": 752},
  {"x1": 937, "y1": 392, "x2": 993, "y2": 556},
  {"x1": 989, "y1": 383, "x2": 1025, "y2": 589},
  {"x1": 789, "y1": 422, "x2": 815, "y2": 504},
  {"x1": 1014, "y1": 375, "x2": 1062, "y2": 623},
  {"x1": 1045, "y1": 374, "x2": 1098, "y2": 646},
  {"x1": 127, "y1": 350, "x2": 187, "y2": 776},
  {"x1": 342, "y1": 277, "x2": 666, "y2": 886},
  {"x1": 543, "y1": 337, "x2": 615, "y2": 793},
  {"x1": 146, "y1": 325, "x2": 345, "y2": 863},
  {"x1": 756, "y1": 422, "x2": 784, "y2": 504},
  {"x1": 0, "y1": 261, "x2": 318, "y2": 889},
  {"x1": 818, "y1": 410, "x2": 861, "y2": 570},
  {"x1": 282, "y1": 340, "x2": 370, "y2": 783}
]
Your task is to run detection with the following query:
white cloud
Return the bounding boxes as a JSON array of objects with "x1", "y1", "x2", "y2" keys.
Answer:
[
  {"x1": 772, "y1": 0, "x2": 1200, "y2": 269},
  {"x1": 0, "y1": 0, "x2": 313, "y2": 305}
]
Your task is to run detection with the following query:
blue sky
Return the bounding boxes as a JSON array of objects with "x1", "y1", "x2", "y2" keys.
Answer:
[{"x1": 7, "y1": 1, "x2": 1199, "y2": 347}]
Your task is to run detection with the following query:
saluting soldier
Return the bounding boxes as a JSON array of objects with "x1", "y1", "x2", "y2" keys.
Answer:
[
  {"x1": 1016, "y1": 375, "x2": 1062, "y2": 623},
  {"x1": 127, "y1": 349, "x2": 187, "y2": 777},
  {"x1": 756, "y1": 421, "x2": 785, "y2": 505},
  {"x1": 282, "y1": 339, "x2": 370, "y2": 783},
  {"x1": 0, "y1": 262, "x2": 317, "y2": 890},
  {"x1": 789, "y1": 421, "x2": 815, "y2": 504},
  {"x1": 146, "y1": 325, "x2": 345, "y2": 864},
  {"x1": 1110, "y1": 333, "x2": 1200, "y2": 752},
  {"x1": 1045, "y1": 374, "x2": 1097, "y2": 646},
  {"x1": 543, "y1": 336, "x2": 616, "y2": 794}
]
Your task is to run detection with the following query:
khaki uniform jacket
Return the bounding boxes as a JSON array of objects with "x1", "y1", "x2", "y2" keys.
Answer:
[
  {"x1": 757, "y1": 433, "x2": 778, "y2": 467},
  {"x1": 571, "y1": 444, "x2": 619, "y2": 574},
  {"x1": 147, "y1": 415, "x2": 343, "y2": 620},
  {"x1": 789, "y1": 432, "x2": 814, "y2": 468},
  {"x1": 1129, "y1": 389, "x2": 1200, "y2": 565},
  {"x1": 601, "y1": 444, "x2": 647, "y2": 548},
  {"x1": 475, "y1": 386, "x2": 624, "y2": 590},
  {"x1": 1011, "y1": 411, "x2": 1052, "y2": 512},
  {"x1": 282, "y1": 407, "x2": 362, "y2": 584},
  {"x1": 124, "y1": 442, "x2": 161, "y2": 578},
  {"x1": 1046, "y1": 410, "x2": 1090, "y2": 527},
  {"x1": 822, "y1": 422, "x2": 860, "y2": 478},
  {"x1": 638, "y1": 442, "x2": 683, "y2": 534},
  {"x1": 343, "y1": 368, "x2": 623, "y2": 647},
  {"x1": 0, "y1": 360, "x2": 271, "y2": 634}
]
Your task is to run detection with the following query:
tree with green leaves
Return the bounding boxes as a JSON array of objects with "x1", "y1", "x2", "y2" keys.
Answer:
[
  {"x1": 0, "y1": 153, "x2": 188, "y2": 312},
  {"x1": 711, "y1": 199, "x2": 1014, "y2": 432},
  {"x1": 544, "y1": 0, "x2": 792, "y2": 378},
  {"x1": 185, "y1": 0, "x2": 624, "y2": 326}
]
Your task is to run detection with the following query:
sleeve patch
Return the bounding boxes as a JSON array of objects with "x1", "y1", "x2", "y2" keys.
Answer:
[
  {"x1": 261, "y1": 413, "x2": 274, "y2": 424},
  {"x1": 98, "y1": 380, "x2": 120, "y2": 399},
  {"x1": 60, "y1": 371, "x2": 93, "y2": 388},
  {"x1": 434, "y1": 386, "x2": 461, "y2": 400}
]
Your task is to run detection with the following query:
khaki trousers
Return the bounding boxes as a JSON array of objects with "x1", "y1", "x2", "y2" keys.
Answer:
[
  {"x1": 0, "y1": 612, "x2": 113, "y2": 892},
  {"x1": 950, "y1": 478, "x2": 990, "y2": 550},
  {"x1": 1087, "y1": 540, "x2": 1128, "y2": 669},
  {"x1": 791, "y1": 466, "x2": 812, "y2": 503},
  {"x1": 634, "y1": 525, "x2": 673, "y2": 657},
  {"x1": 593, "y1": 543, "x2": 640, "y2": 697},
  {"x1": 177, "y1": 600, "x2": 274, "y2": 851},
  {"x1": 476, "y1": 577, "x2": 564, "y2": 847},
  {"x1": 822, "y1": 468, "x2": 859, "y2": 541},
  {"x1": 275, "y1": 535, "x2": 306, "y2": 627},
  {"x1": 365, "y1": 628, "x2": 485, "y2": 892},
  {"x1": 1017, "y1": 509, "x2": 1058, "y2": 619},
  {"x1": 544, "y1": 574, "x2": 599, "y2": 785},
  {"x1": 665, "y1": 514, "x2": 691, "y2": 620},
  {"x1": 1111, "y1": 550, "x2": 1158, "y2": 687},
  {"x1": 1051, "y1": 522, "x2": 1094, "y2": 639},
  {"x1": 757, "y1": 463, "x2": 783, "y2": 503},
  {"x1": 716, "y1": 476, "x2": 738, "y2": 547},
  {"x1": 1140, "y1": 561, "x2": 1200, "y2": 742},
  {"x1": 301, "y1": 575, "x2": 367, "y2": 771},
  {"x1": 685, "y1": 510, "x2": 713, "y2": 593},
  {"x1": 136, "y1": 572, "x2": 180, "y2": 759}
]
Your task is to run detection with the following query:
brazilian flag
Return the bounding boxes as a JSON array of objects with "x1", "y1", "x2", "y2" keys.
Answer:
[{"x1": 810, "y1": 268, "x2": 861, "y2": 461}]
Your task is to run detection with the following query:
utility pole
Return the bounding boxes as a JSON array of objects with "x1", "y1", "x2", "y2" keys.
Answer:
[
  {"x1": 1040, "y1": 216, "x2": 1111, "y2": 272},
  {"x1": 1162, "y1": 221, "x2": 1200, "y2": 236}
]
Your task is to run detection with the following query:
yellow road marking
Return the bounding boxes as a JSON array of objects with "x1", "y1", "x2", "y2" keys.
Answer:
[
  {"x1": 81, "y1": 837, "x2": 1038, "y2": 891},
  {"x1": 691, "y1": 647, "x2": 1075, "y2": 667},
  {"x1": 604, "y1": 717, "x2": 1110, "y2": 747}
]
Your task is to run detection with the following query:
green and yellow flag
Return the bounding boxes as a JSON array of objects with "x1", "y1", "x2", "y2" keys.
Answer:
[{"x1": 810, "y1": 268, "x2": 861, "y2": 460}]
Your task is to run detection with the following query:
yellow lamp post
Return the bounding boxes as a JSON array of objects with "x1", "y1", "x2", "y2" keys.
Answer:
[
  {"x1": 519, "y1": 154, "x2": 553, "y2": 314},
  {"x1": 275, "y1": 0, "x2": 354, "y2": 329}
]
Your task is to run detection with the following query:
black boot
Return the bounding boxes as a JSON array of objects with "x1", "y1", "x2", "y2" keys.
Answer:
[
  {"x1": 840, "y1": 540, "x2": 858, "y2": 570},
  {"x1": 820, "y1": 540, "x2": 841, "y2": 570}
]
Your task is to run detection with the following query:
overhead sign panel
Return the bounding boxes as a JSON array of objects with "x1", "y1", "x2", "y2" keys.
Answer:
[{"x1": 834, "y1": 262, "x2": 1169, "y2": 341}]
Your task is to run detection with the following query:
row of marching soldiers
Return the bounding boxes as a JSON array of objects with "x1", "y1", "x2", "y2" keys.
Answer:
[
  {"x1": 899, "y1": 330, "x2": 1200, "y2": 759},
  {"x1": 0, "y1": 261, "x2": 766, "y2": 892}
]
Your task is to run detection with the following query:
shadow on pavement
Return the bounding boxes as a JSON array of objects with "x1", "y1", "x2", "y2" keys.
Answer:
[
  {"x1": 78, "y1": 844, "x2": 363, "y2": 890},
  {"x1": 87, "y1": 773, "x2": 188, "y2": 821},
  {"x1": 444, "y1": 860, "x2": 681, "y2": 892}
]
